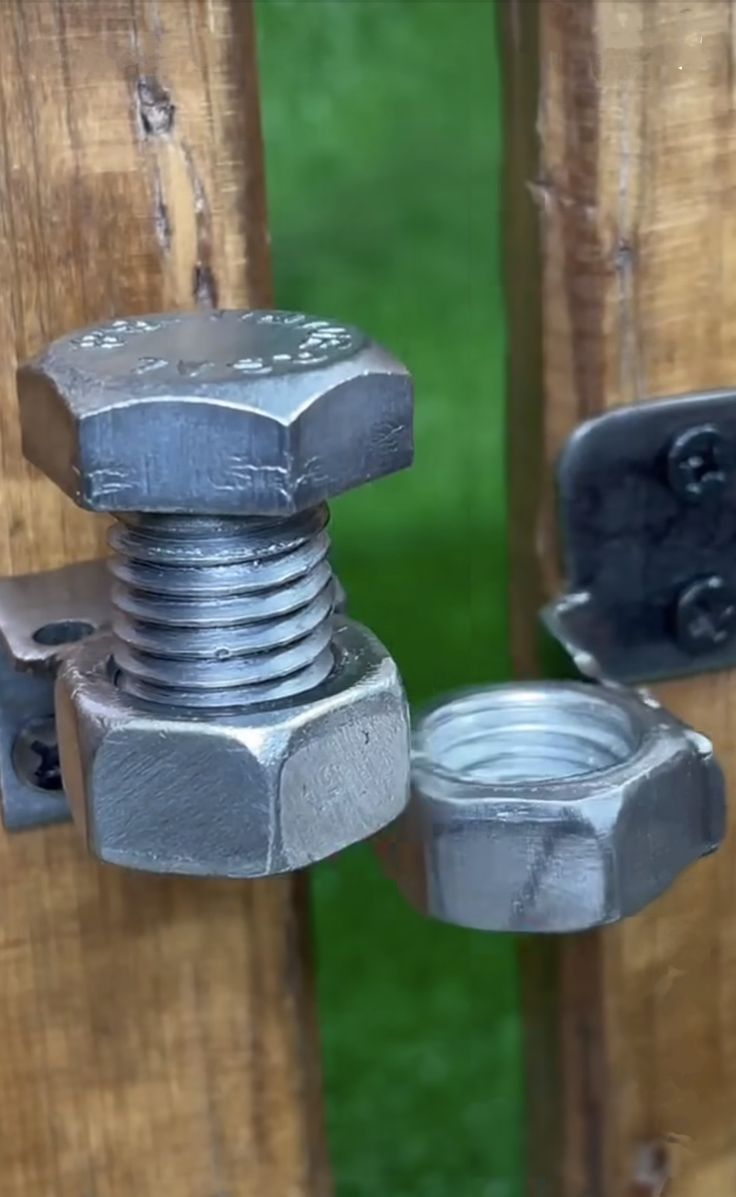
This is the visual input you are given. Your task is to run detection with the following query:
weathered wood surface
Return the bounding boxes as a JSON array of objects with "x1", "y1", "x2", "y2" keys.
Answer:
[
  {"x1": 503, "y1": 1, "x2": 736, "y2": 1193},
  {"x1": 0, "y1": 3, "x2": 329, "y2": 1193}
]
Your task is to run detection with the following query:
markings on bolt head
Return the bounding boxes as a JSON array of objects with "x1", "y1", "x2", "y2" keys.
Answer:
[{"x1": 63, "y1": 310, "x2": 366, "y2": 382}]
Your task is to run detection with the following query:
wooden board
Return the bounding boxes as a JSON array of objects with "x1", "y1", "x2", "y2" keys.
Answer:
[
  {"x1": 502, "y1": 1, "x2": 736, "y2": 1194},
  {"x1": 0, "y1": 4, "x2": 329, "y2": 1194}
]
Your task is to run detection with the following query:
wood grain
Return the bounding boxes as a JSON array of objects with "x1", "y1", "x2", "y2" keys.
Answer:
[
  {"x1": 0, "y1": 4, "x2": 328, "y2": 1194},
  {"x1": 503, "y1": 2, "x2": 736, "y2": 1194}
]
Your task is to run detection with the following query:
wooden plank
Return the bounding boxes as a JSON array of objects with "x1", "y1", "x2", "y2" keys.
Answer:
[
  {"x1": 0, "y1": 4, "x2": 328, "y2": 1195},
  {"x1": 502, "y1": 2, "x2": 736, "y2": 1194}
]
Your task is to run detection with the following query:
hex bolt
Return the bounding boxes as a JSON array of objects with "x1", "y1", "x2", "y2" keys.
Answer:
[
  {"x1": 20, "y1": 311, "x2": 412, "y2": 709},
  {"x1": 666, "y1": 424, "x2": 731, "y2": 502},
  {"x1": 675, "y1": 574, "x2": 736, "y2": 655},
  {"x1": 17, "y1": 310, "x2": 414, "y2": 876}
]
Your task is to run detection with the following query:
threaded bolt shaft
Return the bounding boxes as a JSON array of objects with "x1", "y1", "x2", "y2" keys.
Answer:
[{"x1": 108, "y1": 504, "x2": 337, "y2": 709}]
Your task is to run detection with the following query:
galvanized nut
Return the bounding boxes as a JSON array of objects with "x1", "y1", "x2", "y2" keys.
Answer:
[
  {"x1": 17, "y1": 310, "x2": 414, "y2": 876},
  {"x1": 379, "y1": 681, "x2": 724, "y2": 933}
]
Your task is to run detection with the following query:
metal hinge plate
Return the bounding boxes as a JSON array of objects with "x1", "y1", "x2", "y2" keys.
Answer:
[
  {"x1": 543, "y1": 389, "x2": 736, "y2": 684},
  {"x1": 0, "y1": 560, "x2": 109, "y2": 830}
]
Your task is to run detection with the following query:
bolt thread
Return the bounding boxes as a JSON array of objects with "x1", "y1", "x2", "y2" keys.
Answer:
[{"x1": 108, "y1": 505, "x2": 336, "y2": 709}]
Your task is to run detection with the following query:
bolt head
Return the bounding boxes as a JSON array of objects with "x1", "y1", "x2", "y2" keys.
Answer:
[{"x1": 17, "y1": 310, "x2": 413, "y2": 515}]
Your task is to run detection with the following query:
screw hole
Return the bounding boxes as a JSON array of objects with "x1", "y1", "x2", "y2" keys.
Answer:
[
  {"x1": 32, "y1": 620, "x2": 95, "y2": 647},
  {"x1": 416, "y1": 684, "x2": 642, "y2": 786}
]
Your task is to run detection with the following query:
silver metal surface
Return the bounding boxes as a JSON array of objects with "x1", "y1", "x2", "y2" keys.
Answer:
[
  {"x1": 17, "y1": 309, "x2": 413, "y2": 872},
  {"x1": 0, "y1": 560, "x2": 110, "y2": 830},
  {"x1": 56, "y1": 619, "x2": 410, "y2": 877},
  {"x1": 108, "y1": 507, "x2": 338, "y2": 708},
  {"x1": 17, "y1": 310, "x2": 414, "y2": 516},
  {"x1": 379, "y1": 681, "x2": 725, "y2": 933}
]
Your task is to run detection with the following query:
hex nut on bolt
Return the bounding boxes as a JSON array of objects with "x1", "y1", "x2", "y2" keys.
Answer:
[
  {"x1": 18, "y1": 310, "x2": 414, "y2": 876},
  {"x1": 56, "y1": 623, "x2": 408, "y2": 877},
  {"x1": 379, "y1": 682, "x2": 725, "y2": 933}
]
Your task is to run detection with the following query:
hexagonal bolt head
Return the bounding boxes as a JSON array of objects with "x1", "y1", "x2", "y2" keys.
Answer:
[
  {"x1": 55, "y1": 621, "x2": 410, "y2": 877},
  {"x1": 17, "y1": 310, "x2": 413, "y2": 515},
  {"x1": 378, "y1": 682, "x2": 725, "y2": 933}
]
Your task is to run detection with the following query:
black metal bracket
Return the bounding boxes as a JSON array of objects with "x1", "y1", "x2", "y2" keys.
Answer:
[{"x1": 543, "y1": 389, "x2": 736, "y2": 684}]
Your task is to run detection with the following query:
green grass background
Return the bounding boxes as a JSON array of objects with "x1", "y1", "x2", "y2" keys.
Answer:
[{"x1": 256, "y1": 3, "x2": 521, "y2": 1193}]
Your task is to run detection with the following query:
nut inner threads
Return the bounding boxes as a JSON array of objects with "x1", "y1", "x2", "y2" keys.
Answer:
[
  {"x1": 108, "y1": 505, "x2": 337, "y2": 709},
  {"x1": 413, "y1": 684, "x2": 642, "y2": 790}
]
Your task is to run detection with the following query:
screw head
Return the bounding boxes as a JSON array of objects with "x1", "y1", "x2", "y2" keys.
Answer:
[
  {"x1": 667, "y1": 425, "x2": 731, "y2": 502},
  {"x1": 12, "y1": 718, "x2": 63, "y2": 793},
  {"x1": 675, "y1": 575, "x2": 736, "y2": 654}
]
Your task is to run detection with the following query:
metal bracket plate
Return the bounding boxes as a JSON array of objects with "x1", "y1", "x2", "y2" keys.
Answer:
[
  {"x1": 543, "y1": 389, "x2": 736, "y2": 684},
  {"x1": 0, "y1": 560, "x2": 109, "y2": 830}
]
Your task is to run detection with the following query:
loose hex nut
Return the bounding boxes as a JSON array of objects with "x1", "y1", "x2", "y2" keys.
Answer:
[
  {"x1": 17, "y1": 310, "x2": 413, "y2": 516},
  {"x1": 56, "y1": 621, "x2": 410, "y2": 877},
  {"x1": 379, "y1": 682, "x2": 725, "y2": 933}
]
